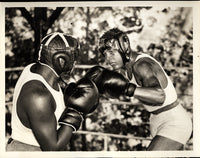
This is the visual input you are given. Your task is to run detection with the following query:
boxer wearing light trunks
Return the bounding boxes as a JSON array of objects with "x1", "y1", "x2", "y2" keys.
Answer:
[{"x1": 85, "y1": 28, "x2": 192, "y2": 150}]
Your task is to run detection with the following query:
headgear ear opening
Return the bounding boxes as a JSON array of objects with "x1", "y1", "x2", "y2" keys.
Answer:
[{"x1": 38, "y1": 32, "x2": 80, "y2": 75}]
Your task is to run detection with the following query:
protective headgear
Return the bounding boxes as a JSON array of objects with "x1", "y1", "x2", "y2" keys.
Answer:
[
  {"x1": 99, "y1": 28, "x2": 131, "y2": 64},
  {"x1": 38, "y1": 32, "x2": 79, "y2": 76}
]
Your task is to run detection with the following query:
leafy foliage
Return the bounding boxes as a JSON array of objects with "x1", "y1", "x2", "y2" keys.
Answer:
[{"x1": 5, "y1": 6, "x2": 193, "y2": 151}]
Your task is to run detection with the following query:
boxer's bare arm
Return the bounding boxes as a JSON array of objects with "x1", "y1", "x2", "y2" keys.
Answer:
[
  {"x1": 17, "y1": 80, "x2": 73, "y2": 151},
  {"x1": 132, "y1": 58, "x2": 167, "y2": 105}
]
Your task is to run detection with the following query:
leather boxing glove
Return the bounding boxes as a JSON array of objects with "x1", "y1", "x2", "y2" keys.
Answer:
[
  {"x1": 58, "y1": 78, "x2": 99, "y2": 131},
  {"x1": 85, "y1": 66, "x2": 136, "y2": 98},
  {"x1": 64, "y1": 78, "x2": 99, "y2": 114},
  {"x1": 84, "y1": 65, "x2": 105, "y2": 93},
  {"x1": 58, "y1": 108, "x2": 83, "y2": 132}
]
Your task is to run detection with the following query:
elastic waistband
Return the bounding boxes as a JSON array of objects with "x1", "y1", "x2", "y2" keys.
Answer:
[{"x1": 151, "y1": 99, "x2": 179, "y2": 115}]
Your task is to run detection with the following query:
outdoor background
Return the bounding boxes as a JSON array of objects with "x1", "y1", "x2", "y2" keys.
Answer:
[{"x1": 5, "y1": 6, "x2": 193, "y2": 151}]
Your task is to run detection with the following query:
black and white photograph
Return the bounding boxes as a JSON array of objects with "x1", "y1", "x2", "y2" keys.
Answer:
[{"x1": 1, "y1": 1, "x2": 200, "y2": 157}]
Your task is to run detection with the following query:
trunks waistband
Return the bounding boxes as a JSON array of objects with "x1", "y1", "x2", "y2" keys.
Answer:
[
  {"x1": 7, "y1": 137, "x2": 40, "y2": 148},
  {"x1": 151, "y1": 99, "x2": 179, "y2": 115}
]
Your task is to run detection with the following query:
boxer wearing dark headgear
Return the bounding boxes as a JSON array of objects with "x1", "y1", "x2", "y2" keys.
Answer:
[
  {"x1": 6, "y1": 32, "x2": 99, "y2": 151},
  {"x1": 85, "y1": 28, "x2": 192, "y2": 151},
  {"x1": 38, "y1": 32, "x2": 79, "y2": 76}
]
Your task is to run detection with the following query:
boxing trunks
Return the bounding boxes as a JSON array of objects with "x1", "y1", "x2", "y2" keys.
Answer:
[{"x1": 6, "y1": 138, "x2": 41, "y2": 151}]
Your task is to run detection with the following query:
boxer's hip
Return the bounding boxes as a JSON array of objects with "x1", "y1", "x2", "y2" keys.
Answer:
[
  {"x1": 149, "y1": 104, "x2": 192, "y2": 144},
  {"x1": 6, "y1": 138, "x2": 41, "y2": 151}
]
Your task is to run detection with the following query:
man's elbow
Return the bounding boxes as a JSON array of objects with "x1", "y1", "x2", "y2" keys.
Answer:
[
  {"x1": 157, "y1": 89, "x2": 165, "y2": 105},
  {"x1": 41, "y1": 144, "x2": 66, "y2": 151}
]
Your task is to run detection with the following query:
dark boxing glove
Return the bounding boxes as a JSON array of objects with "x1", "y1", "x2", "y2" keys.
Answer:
[
  {"x1": 64, "y1": 78, "x2": 99, "y2": 114},
  {"x1": 58, "y1": 78, "x2": 99, "y2": 131},
  {"x1": 58, "y1": 108, "x2": 83, "y2": 132},
  {"x1": 85, "y1": 66, "x2": 136, "y2": 98}
]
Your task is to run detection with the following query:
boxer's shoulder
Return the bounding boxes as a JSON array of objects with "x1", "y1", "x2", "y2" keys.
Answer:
[
  {"x1": 21, "y1": 80, "x2": 51, "y2": 96},
  {"x1": 132, "y1": 57, "x2": 154, "y2": 78},
  {"x1": 134, "y1": 57, "x2": 155, "y2": 68},
  {"x1": 132, "y1": 57, "x2": 168, "y2": 88},
  {"x1": 18, "y1": 80, "x2": 56, "y2": 113},
  {"x1": 133, "y1": 57, "x2": 163, "y2": 75}
]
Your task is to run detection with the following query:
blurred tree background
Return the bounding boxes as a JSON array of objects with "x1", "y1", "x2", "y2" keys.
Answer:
[{"x1": 5, "y1": 6, "x2": 193, "y2": 151}]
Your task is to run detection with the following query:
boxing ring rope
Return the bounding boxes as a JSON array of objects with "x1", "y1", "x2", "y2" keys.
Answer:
[
  {"x1": 76, "y1": 130, "x2": 152, "y2": 151},
  {"x1": 5, "y1": 65, "x2": 97, "y2": 72},
  {"x1": 5, "y1": 65, "x2": 193, "y2": 150},
  {"x1": 5, "y1": 65, "x2": 193, "y2": 72}
]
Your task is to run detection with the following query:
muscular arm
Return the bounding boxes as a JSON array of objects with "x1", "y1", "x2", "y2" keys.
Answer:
[
  {"x1": 18, "y1": 80, "x2": 73, "y2": 151},
  {"x1": 132, "y1": 58, "x2": 167, "y2": 105}
]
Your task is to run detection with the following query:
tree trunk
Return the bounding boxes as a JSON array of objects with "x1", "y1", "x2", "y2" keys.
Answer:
[
  {"x1": 20, "y1": 7, "x2": 64, "y2": 62},
  {"x1": 33, "y1": 8, "x2": 47, "y2": 61}
]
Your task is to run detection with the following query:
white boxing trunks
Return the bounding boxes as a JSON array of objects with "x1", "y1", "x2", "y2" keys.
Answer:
[{"x1": 150, "y1": 103, "x2": 192, "y2": 144}]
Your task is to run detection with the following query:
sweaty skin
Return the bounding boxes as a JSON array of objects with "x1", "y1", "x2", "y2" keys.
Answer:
[
  {"x1": 16, "y1": 64, "x2": 73, "y2": 151},
  {"x1": 99, "y1": 28, "x2": 188, "y2": 150},
  {"x1": 132, "y1": 57, "x2": 167, "y2": 106}
]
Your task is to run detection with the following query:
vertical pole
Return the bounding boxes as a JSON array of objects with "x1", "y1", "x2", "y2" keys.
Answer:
[
  {"x1": 104, "y1": 135, "x2": 108, "y2": 151},
  {"x1": 81, "y1": 120, "x2": 87, "y2": 151},
  {"x1": 34, "y1": 8, "x2": 47, "y2": 61}
]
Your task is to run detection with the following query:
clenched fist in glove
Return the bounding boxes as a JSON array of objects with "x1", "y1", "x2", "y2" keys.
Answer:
[
  {"x1": 85, "y1": 65, "x2": 136, "y2": 98},
  {"x1": 59, "y1": 78, "x2": 99, "y2": 132}
]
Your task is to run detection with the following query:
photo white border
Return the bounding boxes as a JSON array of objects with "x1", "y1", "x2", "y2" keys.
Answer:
[{"x1": 1, "y1": 1, "x2": 200, "y2": 157}]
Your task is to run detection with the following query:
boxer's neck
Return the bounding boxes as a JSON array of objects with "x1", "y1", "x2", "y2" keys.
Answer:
[
  {"x1": 32, "y1": 62, "x2": 60, "y2": 91},
  {"x1": 130, "y1": 51, "x2": 140, "y2": 63}
]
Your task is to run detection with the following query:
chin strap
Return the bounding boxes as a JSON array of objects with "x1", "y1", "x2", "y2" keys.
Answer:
[{"x1": 38, "y1": 61, "x2": 59, "y2": 78}]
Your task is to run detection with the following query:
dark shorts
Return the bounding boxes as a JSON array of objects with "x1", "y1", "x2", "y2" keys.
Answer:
[{"x1": 6, "y1": 138, "x2": 41, "y2": 151}]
